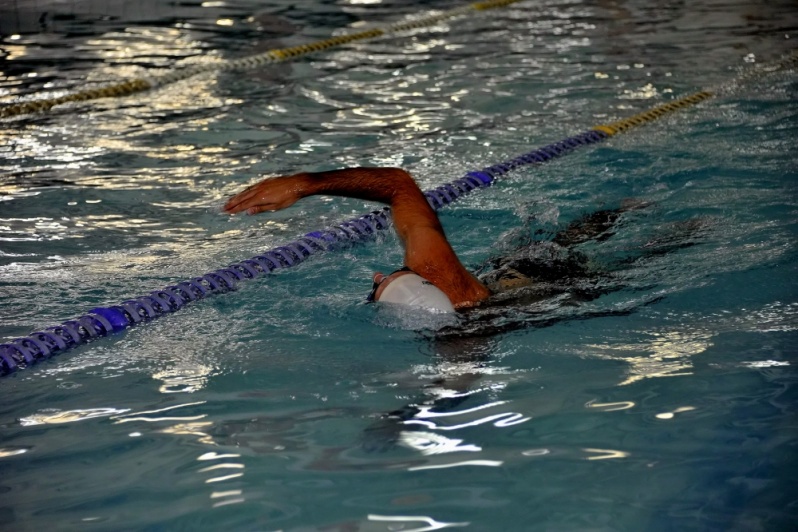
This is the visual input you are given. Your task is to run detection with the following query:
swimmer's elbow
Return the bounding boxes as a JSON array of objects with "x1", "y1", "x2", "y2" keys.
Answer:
[{"x1": 383, "y1": 167, "x2": 416, "y2": 186}]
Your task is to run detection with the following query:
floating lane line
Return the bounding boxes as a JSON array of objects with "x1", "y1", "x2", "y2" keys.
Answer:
[{"x1": 0, "y1": 0, "x2": 522, "y2": 119}]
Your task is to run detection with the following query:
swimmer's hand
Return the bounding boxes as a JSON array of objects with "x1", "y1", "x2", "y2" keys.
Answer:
[{"x1": 223, "y1": 174, "x2": 307, "y2": 215}]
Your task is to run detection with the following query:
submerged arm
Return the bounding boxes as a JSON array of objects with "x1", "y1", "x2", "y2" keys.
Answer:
[{"x1": 223, "y1": 167, "x2": 490, "y2": 308}]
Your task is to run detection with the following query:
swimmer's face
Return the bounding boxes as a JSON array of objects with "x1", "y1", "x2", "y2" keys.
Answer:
[{"x1": 367, "y1": 269, "x2": 414, "y2": 302}]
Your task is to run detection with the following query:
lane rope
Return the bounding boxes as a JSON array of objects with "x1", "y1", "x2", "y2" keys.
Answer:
[
  {"x1": 0, "y1": 51, "x2": 795, "y2": 376},
  {"x1": 0, "y1": 0, "x2": 521, "y2": 119}
]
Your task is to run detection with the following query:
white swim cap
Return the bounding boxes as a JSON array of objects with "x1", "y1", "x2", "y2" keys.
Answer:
[{"x1": 377, "y1": 273, "x2": 455, "y2": 314}]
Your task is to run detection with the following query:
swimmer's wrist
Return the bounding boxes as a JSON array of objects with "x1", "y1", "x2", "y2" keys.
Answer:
[{"x1": 293, "y1": 172, "x2": 316, "y2": 199}]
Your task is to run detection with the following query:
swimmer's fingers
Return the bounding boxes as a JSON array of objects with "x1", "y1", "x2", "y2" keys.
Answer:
[
  {"x1": 223, "y1": 175, "x2": 303, "y2": 214},
  {"x1": 245, "y1": 204, "x2": 279, "y2": 215},
  {"x1": 229, "y1": 194, "x2": 298, "y2": 215},
  {"x1": 223, "y1": 179, "x2": 270, "y2": 213}
]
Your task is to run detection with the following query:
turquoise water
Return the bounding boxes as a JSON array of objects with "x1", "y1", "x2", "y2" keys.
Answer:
[{"x1": 1, "y1": 0, "x2": 797, "y2": 530}]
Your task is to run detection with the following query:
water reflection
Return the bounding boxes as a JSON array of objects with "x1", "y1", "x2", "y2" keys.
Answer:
[
  {"x1": 406, "y1": 459, "x2": 504, "y2": 472},
  {"x1": 586, "y1": 400, "x2": 635, "y2": 412},
  {"x1": 655, "y1": 406, "x2": 696, "y2": 420},
  {"x1": 0, "y1": 447, "x2": 29, "y2": 458},
  {"x1": 113, "y1": 401, "x2": 248, "y2": 507},
  {"x1": 583, "y1": 448, "x2": 630, "y2": 460},
  {"x1": 153, "y1": 364, "x2": 215, "y2": 393},
  {"x1": 360, "y1": 333, "x2": 534, "y2": 468},
  {"x1": 398, "y1": 431, "x2": 482, "y2": 456},
  {"x1": 587, "y1": 328, "x2": 711, "y2": 386},
  {"x1": 583, "y1": 301, "x2": 798, "y2": 386},
  {"x1": 19, "y1": 406, "x2": 131, "y2": 426},
  {"x1": 368, "y1": 513, "x2": 470, "y2": 531}
]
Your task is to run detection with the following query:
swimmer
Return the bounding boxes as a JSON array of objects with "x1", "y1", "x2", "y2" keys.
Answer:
[
  {"x1": 224, "y1": 167, "x2": 491, "y2": 312},
  {"x1": 224, "y1": 166, "x2": 664, "y2": 317}
]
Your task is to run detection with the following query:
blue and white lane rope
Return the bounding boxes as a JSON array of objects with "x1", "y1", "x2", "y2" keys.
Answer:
[{"x1": 0, "y1": 128, "x2": 610, "y2": 375}]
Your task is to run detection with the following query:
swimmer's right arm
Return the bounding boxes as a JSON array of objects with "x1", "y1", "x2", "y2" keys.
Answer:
[
  {"x1": 223, "y1": 168, "x2": 447, "y2": 262},
  {"x1": 223, "y1": 168, "x2": 490, "y2": 307},
  {"x1": 223, "y1": 167, "x2": 421, "y2": 216}
]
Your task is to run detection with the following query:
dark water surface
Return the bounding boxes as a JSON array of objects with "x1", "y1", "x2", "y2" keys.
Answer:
[{"x1": 1, "y1": 0, "x2": 797, "y2": 530}]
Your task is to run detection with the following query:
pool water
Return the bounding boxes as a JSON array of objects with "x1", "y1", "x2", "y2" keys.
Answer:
[{"x1": 1, "y1": 0, "x2": 797, "y2": 530}]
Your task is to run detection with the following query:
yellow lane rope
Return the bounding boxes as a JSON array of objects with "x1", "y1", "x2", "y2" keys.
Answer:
[
  {"x1": 0, "y1": 0, "x2": 522, "y2": 119},
  {"x1": 593, "y1": 50, "x2": 797, "y2": 136},
  {"x1": 593, "y1": 91, "x2": 715, "y2": 136}
]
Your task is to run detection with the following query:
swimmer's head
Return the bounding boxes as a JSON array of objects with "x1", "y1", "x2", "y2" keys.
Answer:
[{"x1": 367, "y1": 268, "x2": 455, "y2": 314}]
